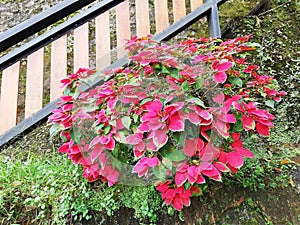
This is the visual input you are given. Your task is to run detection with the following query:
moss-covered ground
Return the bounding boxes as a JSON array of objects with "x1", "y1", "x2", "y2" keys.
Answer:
[{"x1": 0, "y1": 0, "x2": 299, "y2": 224}]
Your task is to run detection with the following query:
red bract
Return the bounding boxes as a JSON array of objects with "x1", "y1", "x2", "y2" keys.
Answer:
[
  {"x1": 48, "y1": 103, "x2": 74, "y2": 128},
  {"x1": 212, "y1": 60, "x2": 233, "y2": 83},
  {"x1": 132, "y1": 157, "x2": 160, "y2": 177},
  {"x1": 49, "y1": 35, "x2": 285, "y2": 211},
  {"x1": 263, "y1": 87, "x2": 287, "y2": 102},
  {"x1": 156, "y1": 182, "x2": 201, "y2": 211},
  {"x1": 61, "y1": 68, "x2": 95, "y2": 88},
  {"x1": 175, "y1": 162, "x2": 205, "y2": 186},
  {"x1": 234, "y1": 101, "x2": 275, "y2": 136}
]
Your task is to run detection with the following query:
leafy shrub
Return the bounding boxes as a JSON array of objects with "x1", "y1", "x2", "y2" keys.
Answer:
[
  {"x1": 0, "y1": 151, "x2": 91, "y2": 224},
  {"x1": 49, "y1": 35, "x2": 286, "y2": 211}
]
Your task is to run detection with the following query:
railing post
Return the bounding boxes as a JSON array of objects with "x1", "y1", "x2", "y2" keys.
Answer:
[{"x1": 207, "y1": 0, "x2": 221, "y2": 37}]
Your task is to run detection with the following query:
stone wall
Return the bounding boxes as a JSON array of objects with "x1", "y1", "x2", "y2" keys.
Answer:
[{"x1": 0, "y1": 0, "x2": 64, "y2": 33}]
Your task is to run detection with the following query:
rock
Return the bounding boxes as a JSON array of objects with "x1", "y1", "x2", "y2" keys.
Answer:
[{"x1": 0, "y1": 0, "x2": 64, "y2": 33}]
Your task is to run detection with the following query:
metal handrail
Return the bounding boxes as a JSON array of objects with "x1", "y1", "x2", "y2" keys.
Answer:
[
  {"x1": 0, "y1": 0, "x2": 125, "y2": 71},
  {"x1": 0, "y1": 0, "x2": 96, "y2": 52}
]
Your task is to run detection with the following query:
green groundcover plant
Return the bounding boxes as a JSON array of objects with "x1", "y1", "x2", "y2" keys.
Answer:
[{"x1": 48, "y1": 35, "x2": 286, "y2": 211}]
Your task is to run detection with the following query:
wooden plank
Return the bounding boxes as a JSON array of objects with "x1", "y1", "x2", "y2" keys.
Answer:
[
  {"x1": 50, "y1": 35, "x2": 67, "y2": 101},
  {"x1": 190, "y1": 0, "x2": 204, "y2": 11},
  {"x1": 25, "y1": 48, "x2": 44, "y2": 119},
  {"x1": 172, "y1": 0, "x2": 186, "y2": 22},
  {"x1": 0, "y1": 62, "x2": 20, "y2": 135},
  {"x1": 135, "y1": 0, "x2": 150, "y2": 36},
  {"x1": 154, "y1": 0, "x2": 169, "y2": 33},
  {"x1": 73, "y1": 23, "x2": 89, "y2": 72},
  {"x1": 95, "y1": 11, "x2": 111, "y2": 71},
  {"x1": 116, "y1": 0, "x2": 130, "y2": 58}
]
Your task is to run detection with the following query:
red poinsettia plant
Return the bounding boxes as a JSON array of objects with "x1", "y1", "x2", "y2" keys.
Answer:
[{"x1": 48, "y1": 35, "x2": 286, "y2": 211}]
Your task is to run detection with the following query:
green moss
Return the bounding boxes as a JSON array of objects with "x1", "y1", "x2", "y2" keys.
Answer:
[{"x1": 119, "y1": 186, "x2": 164, "y2": 223}]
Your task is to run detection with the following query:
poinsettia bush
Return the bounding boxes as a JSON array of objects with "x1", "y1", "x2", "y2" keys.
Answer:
[{"x1": 48, "y1": 35, "x2": 286, "y2": 211}]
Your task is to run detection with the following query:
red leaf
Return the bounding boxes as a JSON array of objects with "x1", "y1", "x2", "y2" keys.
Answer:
[
  {"x1": 215, "y1": 61, "x2": 233, "y2": 71},
  {"x1": 175, "y1": 172, "x2": 188, "y2": 186},
  {"x1": 201, "y1": 166, "x2": 220, "y2": 179},
  {"x1": 218, "y1": 151, "x2": 228, "y2": 163},
  {"x1": 187, "y1": 166, "x2": 199, "y2": 182},
  {"x1": 199, "y1": 161, "x2": 212, "y2": 171},
  {"x1": 172, "y1": 195, "x2": 183, "y2": 211},
  {"x1": 190, "y1": 186, "x2": 201, "y2": 195},
  {"x1": 228, "y1": 152, "x2": 244, "y2": 168},
  {"x1": 219, "y1": 114, "x2": 236, "y2": 123},
  {"x1": 212, "y1": 92, "x2": 225, "y2": 104},
  {"x1": 197, "y1": 110, "x2": 212, "y2": 121},
  {"x1": 196, "y1": 175, "x2": 206, "y2": 184},
  {"x1": 183, "y1": 139, "x2": 197, "y2": 157},
  {"x1": 214, "y1": 71, "x2": 227, "y2": 83},
  {"x1": 169, "y1": 113, "x2": 184, "y2": 131},
  {"x1": 137, "y1": 123, "x2": 150, "y2": 132},
  {"x1": 231, "y1": 133, "x2": 241, "y2": 141},
  {"x1": 58, "y1": 143, "x2": 69, "y2": 153},
  {"x1": 200, "y1": 144, "x2": 218, "y2": 161},
  {"x1": 256, "y1": 123, "x2": 270, "y2": 136},
  {"x1": 164, "y1": 189, "x2": 176, "y2": 199},
  {"x1": 90, "y1": 146, "x2": 103, "y2": 162},
  {"x1": 146, "y1": 157, "x2": 160, "y2": 167},
  {"x1": 134, "y1": 148, "x2": 145, "y2": 158},
  {"x1": 235, "y1": 147, "x2": 254, "y2": 158},
  {"x1": 126, "y1": 133, "x2": 143, "y2": 145},
  {"x1": 213, "y1": 162, "x2": 230, "y2": 172},
  {"x1": 156, "y1": 182, "x2": 169, "y2": 193},
  {"x1": 103, "y1": 138, "x2": 115, "y2": 150},
  {"x1": 241, "y1": 115, "x2": 255, "y2": 130},
  {"x1": 188, "y1": 111, "x2": 201, "y2": 124},
  {"x1": 181, "y1": 197, "x2": 191, "y2": 207},
  {"x1": 153, "y1": 129, "x2": 168, "y2": 148}
]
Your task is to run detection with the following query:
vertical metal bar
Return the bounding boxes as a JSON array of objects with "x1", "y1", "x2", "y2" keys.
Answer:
[{"x1": 207, "y1": 0, "x2": 221, "y2": 37}]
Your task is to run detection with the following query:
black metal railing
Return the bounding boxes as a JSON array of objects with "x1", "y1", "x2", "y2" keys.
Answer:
[
  {"x1": 0, "y1": 0, "x2": 125, "y2": 71},
  {"x1": 0, "y1": 0, "x2": 97, "y2": 52},
  {"x1": 0, "y1": 0, "x2": 227, "y2": 149}
]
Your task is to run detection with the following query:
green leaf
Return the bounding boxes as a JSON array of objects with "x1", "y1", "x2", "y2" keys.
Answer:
[
  {"x1": 181, "y1": 80, "x2": 189, "y2": 92},
  {"x1": 49, "y1": 123, "x2": 63, "y2": 139},
  {"x1": 103, "y1": 125, "x2": 112, "y2": 135},
  {"x1": 172, "y1": 133, "x2": 180, "y2": 143},
  {"x1": 188, "y1": 96, "x2": 205, "y2": 108},
  {"x1": 160, "y1": 97, "x2": 166, "y2": 104},
  {"x1": 114, "y1": 130, "x2": 130, "y2": 143},
  {"x1": 161, "y1": 65, "x2": 170, "y2": 74},
  {"x1": 139, "y1": 68, "x2": 144, "y2": 79},
  {"x1": 162, "y1": 157, "x2": 173, "y2": 171},
  {"x1": 229, "y1": 77, "x2": 243, "y2": 87},
  {"x1": 127, "y1": 77, "x2": 140, "y2": 86},
  {"x1": 109, "y1": 120, "x2": 116, "y2": 127},
  {"x1": 153, "y1": 165, "x2": 166, "y2": 181},
  {"x1": 265, "y1": 100, "x2": 275, "y2": 108},
  {"x1": 111, "y1": 145, "x2": 119, "y2": 159},
  {"x1": 133, "y1": 114, "x2": 139, "y2": 123},
  {"x1": 140, "y1": 97, "x2": 152, "y2": 106},
  {"x1": 168, "y1": 68, "x2": 180, "y2": 79},
  {"x1": 84, "y1": 103, "x2": 98, "y2": 113},
  {"x1": 167, "y1": 149, "x2": 186, "y2": 162},
  {"x1": 70, "y1": 127, "x2": 81, "y2": 144},
  {"x1": 179, "y1": 133, "x2": 187, "y2": 146},
  {"x1": 195, "y1": 77, "x2": 204, "y2": 90},
  {"x1": 184, "y1": 182, "x2": 191, "y2": 189},
  {"x1": 122, "y1": 116, "x2": 131, "y2": 130},
  {"x1": 232, "y1": 120, "x2": 244, "y2": 132},
  {"x1": 93, "y1": 123, "x2": 104, "y2": 133}
]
